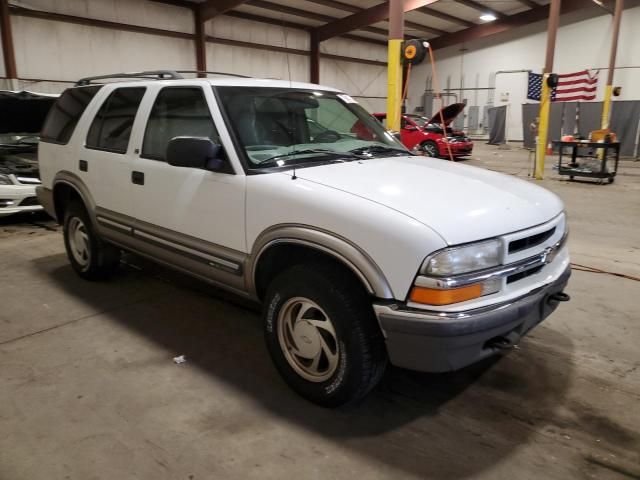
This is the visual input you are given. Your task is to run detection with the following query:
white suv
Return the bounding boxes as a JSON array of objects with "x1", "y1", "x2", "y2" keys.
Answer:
[{"x1": 37, "y1": 71, "x2": 570, "y2": 407}]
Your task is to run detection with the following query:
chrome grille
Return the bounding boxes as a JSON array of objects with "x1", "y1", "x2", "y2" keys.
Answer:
[{"x1": 509, "y1": 227, "x2": 556, "y2": 254}]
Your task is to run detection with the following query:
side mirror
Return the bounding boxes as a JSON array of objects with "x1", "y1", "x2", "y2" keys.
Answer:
[
  {"x1": 404, "y1": 125, "x2": 418, "y2": 131},
  {"x1": 166, "y1": 136, "x2": 224, "y2": 171}
]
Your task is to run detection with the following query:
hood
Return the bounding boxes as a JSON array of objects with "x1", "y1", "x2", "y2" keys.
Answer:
[
  {"x1": 426, "y1": 103, "x2": 465, "y2": 126},
  {"x1": 0, "y1": 90, "x2": 58, "y2": 135},
  {"x1": 292, "y1": 156, "x2": 564, "y2": 245}
]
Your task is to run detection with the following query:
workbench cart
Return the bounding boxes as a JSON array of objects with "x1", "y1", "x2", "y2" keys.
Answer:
[{"x1": 554, "y1": 141, "x2": 620, "y2": 184}]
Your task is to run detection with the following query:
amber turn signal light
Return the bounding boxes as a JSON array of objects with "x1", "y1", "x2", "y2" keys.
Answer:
[{"x1": 409, "y1": 284, "x2": 483, "y2": 306}]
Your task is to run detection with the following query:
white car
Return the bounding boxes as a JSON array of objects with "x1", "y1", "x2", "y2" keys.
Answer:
[
  {"x1": 0, "y1": 91, "x2": 57, "y2": 217},
  {"x1": 0, "y1": 137, "x2": 42, "y2": 217},
  {"x1": 37, "y1": 71, "x2": 570, "y2": 406}
]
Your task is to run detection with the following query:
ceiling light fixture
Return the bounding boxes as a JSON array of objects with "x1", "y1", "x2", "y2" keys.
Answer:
[{"x1": 479, "y1": 13, "x2": 497, "y2": 22}]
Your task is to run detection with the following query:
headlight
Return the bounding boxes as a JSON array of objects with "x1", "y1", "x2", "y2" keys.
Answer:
[
  {"x1": 0, "y1": 174, "x2": 13, "y2": 185},
  {"x1": 424, "y1": 239, "x2": 501, "y2": 276},
  {"x1": 409, "y1": 240, "x2": 502, "y2": 306}
]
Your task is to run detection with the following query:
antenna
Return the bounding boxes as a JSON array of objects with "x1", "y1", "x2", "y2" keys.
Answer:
[{"x1": 280, "y1": 15, "x2": 297, "y2": 180}]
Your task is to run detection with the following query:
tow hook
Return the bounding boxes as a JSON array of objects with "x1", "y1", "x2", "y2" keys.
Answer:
[
  {"x1": 486, "y1": 331, "x2": 520, "y2": 351},
  {"x1": 548, "y1": 292, "x2": 571, "y2": 303}
]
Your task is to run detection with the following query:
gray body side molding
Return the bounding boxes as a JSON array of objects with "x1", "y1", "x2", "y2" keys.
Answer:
[
  {"x1": 49, "y1": 174, "x2": 395, "y2": 301},
  {"x1": 248, "y1": 225, "x2": 394, "y2": 299}
]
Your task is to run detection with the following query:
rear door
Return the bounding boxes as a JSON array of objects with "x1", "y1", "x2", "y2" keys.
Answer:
[{"x1": 77, "y1": 86, "x2": 146, "y2": 218}]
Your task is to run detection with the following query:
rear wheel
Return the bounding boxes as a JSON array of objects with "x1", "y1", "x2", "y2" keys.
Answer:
[
  {"x1": 421, "y1": 140, "x2": 439, "y2": 158},
  {"x1": 263, "y1": 263, "x2": 387, "y2": 407},
  {"x1": 63, "y1": 201, "x2": 120, "y2": 280}
]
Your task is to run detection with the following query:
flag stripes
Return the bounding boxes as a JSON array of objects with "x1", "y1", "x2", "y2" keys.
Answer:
[{"x1": 527, "y1": 69, "x2": 599, "y2": 102}]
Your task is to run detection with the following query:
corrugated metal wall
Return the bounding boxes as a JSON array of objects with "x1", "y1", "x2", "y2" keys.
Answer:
[{"x1": 2, "y1": 0, "x2": 388, "y2": 111}]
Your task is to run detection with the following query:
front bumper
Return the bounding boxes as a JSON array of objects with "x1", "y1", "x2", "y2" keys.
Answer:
[
  {"x1": 445, "y1": 143, "x2": 473, "y2": 156},
  {"x1": 0, "y1": 185, "x2": 42, "y2": 217},
  {"x1": 374, "y1": 266, "x2": 571, "y2": 372}
]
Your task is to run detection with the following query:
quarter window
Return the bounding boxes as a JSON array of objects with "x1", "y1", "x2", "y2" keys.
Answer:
[
  {"x1": 41, "y1": 85, "x2": 102, "y2": 144},
  {"x1": 141, "y1": 87, "x2": 219, "y2": 161},
  {"x1": 86, "y1": 87, "x2": 146, "y2": 153}
]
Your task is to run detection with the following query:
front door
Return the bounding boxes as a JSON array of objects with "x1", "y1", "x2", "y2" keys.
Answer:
[{"x1": 129, "y1": 84, "x2": 247, "y2": 289}]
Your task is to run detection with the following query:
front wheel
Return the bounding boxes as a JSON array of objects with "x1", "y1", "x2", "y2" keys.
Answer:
[
  {"x1": 263, "y1": 263, "x2": 387, "y2": 407},
  {"x1": 421, "y1": 141, "x2": 439, "y2": 158},
  {"x1": 63, "y1": 201, "x2": 120, "y2": 280}
]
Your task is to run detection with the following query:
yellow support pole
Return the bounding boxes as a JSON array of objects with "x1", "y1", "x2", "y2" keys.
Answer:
[
  {"x1": 534, "y1": 0, "x2": 561, "y2": 180},
  {"x1": 535, "y1": 75, "x2": 552, "y2": 180},
  {"x1": 386, "y1": 38, "x2": 403, "y2": 133},
  {"x1": 601, "y1": 85, "x2": 613, "y2": 129}
]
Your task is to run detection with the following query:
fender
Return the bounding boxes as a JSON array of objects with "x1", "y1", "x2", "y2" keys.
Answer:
[
  {"x1": 52, "y1": 171, "x2": 98, "y2": 225},
  {"x1": 248, "y1": 224, "x2": 395, "y2": 299}
]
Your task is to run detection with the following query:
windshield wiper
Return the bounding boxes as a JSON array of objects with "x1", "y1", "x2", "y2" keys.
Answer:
[
  {"x1": 348, "y1": 145, "x2": 408, "y2": 157},
  {"x1": 256, "y1": 149, "x2": 358, "y2": 166}
]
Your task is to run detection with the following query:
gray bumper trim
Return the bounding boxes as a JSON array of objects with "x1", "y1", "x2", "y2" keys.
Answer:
[{"x1": 373, "y1": 266, "x2": 571, "y2": 372}]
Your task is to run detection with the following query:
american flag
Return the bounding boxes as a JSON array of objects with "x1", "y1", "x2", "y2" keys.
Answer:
[{"x1": 527, "y1": 70, "x2": 598, "y2": 102}]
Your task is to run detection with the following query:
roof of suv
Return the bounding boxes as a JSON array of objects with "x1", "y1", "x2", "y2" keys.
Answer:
[
  {"x1": 73, "y1": 70, "x2": 344, "y2": 92},
  {"x1": 76, "y1": 77, "x2": 342, "y2": 92}
]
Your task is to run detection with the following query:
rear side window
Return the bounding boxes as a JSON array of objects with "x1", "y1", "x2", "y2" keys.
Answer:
[
  {"x1": 41, "y1": 86, "x2": 102, "y2": 144},
  {"x1": 86, "y1": 87, "x2": 146, "y2": 153},
  {"x1": 141, "y1": 87, "x2": 218, "y2": 161}
]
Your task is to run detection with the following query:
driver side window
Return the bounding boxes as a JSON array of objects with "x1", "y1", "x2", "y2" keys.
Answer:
[{"x1": 142, "y1": 87, "x2": 220, "y2": 161}]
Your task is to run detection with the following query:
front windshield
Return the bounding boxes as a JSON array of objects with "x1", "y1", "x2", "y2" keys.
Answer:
[
  {"x1": 216, "y1": 87, "x2": 408, "y2": 169},
  {"x1": 408, "y1": 115, "x2": 428, "y2": 128}
]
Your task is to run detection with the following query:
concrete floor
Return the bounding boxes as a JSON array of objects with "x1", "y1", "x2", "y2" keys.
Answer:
[{"x1": 1, "y1": 143, "x2": 639, "y2": 480}]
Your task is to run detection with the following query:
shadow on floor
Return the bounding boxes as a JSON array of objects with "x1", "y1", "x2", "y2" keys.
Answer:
[{"x1": 36, "y1": 252, "x2": 576, "y2": 479}]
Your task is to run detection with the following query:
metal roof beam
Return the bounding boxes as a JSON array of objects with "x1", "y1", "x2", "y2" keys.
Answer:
[
  {"x1": 200, "y1": 0, "x2": 249, "y2": 21},
  {"x1": 453, "y1": 0, "x2": 506, "y2": 19},
  {"x1": 429, "y1": 0, "x2": 624, "y2": 50},
  {"x1": 223, "y1": 10, "x2": 387, "y2": 45},
  {"x1": 317, "y1": 0, "x2": 440, "y2": 41}
]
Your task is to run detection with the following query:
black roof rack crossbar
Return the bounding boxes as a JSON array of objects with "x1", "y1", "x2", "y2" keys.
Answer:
[
  {"x1": 75, "y1": 70, "x2": 184, "y2": 86},
  {"x1": 175, "y1": 70, "x2": 250, "y2": 78}
]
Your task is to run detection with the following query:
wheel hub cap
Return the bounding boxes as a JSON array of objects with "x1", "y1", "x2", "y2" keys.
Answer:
[
  {"x1": 277, "y1": 297, "x2": 340, "y2": 383},
  {"x1": 291, "y1": 321, "x2": 322, "y2": 359},
  {"x1": 68, "y1": 217, "x2": 90, "y2": 268}
]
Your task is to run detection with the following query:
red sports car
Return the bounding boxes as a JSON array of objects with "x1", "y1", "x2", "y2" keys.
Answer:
[{"x1": 373, "y1": 103, "x2": 473, "y2": 158}]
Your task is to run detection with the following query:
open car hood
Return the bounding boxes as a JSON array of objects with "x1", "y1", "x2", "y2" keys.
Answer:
[
  {"x1": 0, "y1": 90, "x2": 58, "y2": 135},
  {"x1": 426, "y1": 102, "x2": 465, "y2": 126}
]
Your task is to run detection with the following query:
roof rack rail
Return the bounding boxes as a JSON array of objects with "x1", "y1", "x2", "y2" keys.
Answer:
[
  {"x1": 175, "y1": 70, "x2": 251, "y2": 78},
  {"x1": 75, "y1": 70, "x2": 184, "y2": 86}
]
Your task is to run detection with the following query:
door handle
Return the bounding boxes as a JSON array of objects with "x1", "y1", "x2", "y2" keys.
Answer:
[{"x1": 131, "y1": 171, "x2": 145, "y2": 185}]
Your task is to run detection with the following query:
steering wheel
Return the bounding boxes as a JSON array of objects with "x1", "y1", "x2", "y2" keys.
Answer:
[{"x1": 313, "y1": 130, "x2": 342, "y2": 143}]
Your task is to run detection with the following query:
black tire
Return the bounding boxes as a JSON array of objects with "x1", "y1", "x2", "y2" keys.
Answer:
[
  {"x1": 608, "y1": 176, "x2": 615, "y2": 184},
  {"x1": 63, "y1": 201, "x2": 120, "y2": 280},
  {"x1": 421, "y1": 140, "x2": 439, "y2": 158},
  {"x1": 263, "y1": 263, "x2": 387, "y2": 407}
]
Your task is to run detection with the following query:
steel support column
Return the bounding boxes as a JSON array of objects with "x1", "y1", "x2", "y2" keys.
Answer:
[
  {"x1": 310, "y1": 30, "x2": 320, "y2": 84},
  {"x1": 534, "y1": 0, "x2": 561, "y2": 180},
  {"x1": 386, "y1": 0, "x2": 403, "y2": 133},
  {"x1": 0, "y1": 0, "x2": 17, "y2": 80},
  {"x1": 601, "y1": 0, "x2": 624, "y2": 129},
  {"x1": 194, "y1": 7, "x2": 207, "y2": 76}
]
